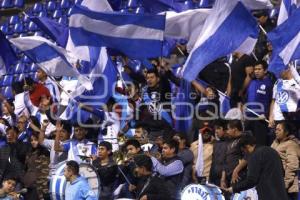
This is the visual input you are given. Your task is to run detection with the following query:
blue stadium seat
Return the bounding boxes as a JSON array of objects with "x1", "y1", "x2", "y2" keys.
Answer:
[
  {"x1": 34, "y1": 31, "x2": 43, "y2": 36},
  {"x1": 14, "y1": 63, "x2": 25, "y2": 74},
  {"x1": 38, "y1": 10, "x2": 48, "y2": 17},
  {"x1": 14, "y1": 73, "x2": 26, "y2": 82},
  {"x1": 58, "y1": 17, "x2": 68, "y2": 25},
  {"x1": 14, "y1": 0, "x2": 24, "y2": 8},
  {"x1": 127, "y1": 0, "x2": 140, "y2": 8},
  {"x1": 30, "y1": 72, "x2": 38, "y2": 81},
  {"x1": 134, "y1": 7, "x2": 144, "y2": 14},
  {"x1": 21, "y1": 55, "x2": 31, "y2": 63},
  {"x1": 28, "y1": 21, "x2": 38, "y2": 32},
  {"x1": 2, "y1": 87, "x2": 13, "y2": 99},
  {"x1": 67, "y1": 8, "x2": 73, "y2": 16},
  {"x1": 22, "y1": 14, "x2": 31, "y2": 24},
  {"x1": 1, "y1": 0, "x2": 13, "y2": 8},
  {"x1": 2, "y1": 75, "x2": 13, "y2": 86},
  {"x1": 61, "y1": 0, "x2": 71, "y2": 9},
  {"x1": 120, "y1": 8, "x2": 129, "y2": 13},
  {"x1": 0, "y1": 24, "x2": 9, "y2": 35},
  {"x1": 198, "y1": 0, "x2": 214, "y2": 8},
  {"x1": 74, "y1": 0, "x2": 82, "y2": 5},
  {"x1": 46, "y1": 1, "x2": 57, "y2": 12},
  {"x1": 13, "y1": 23, "x2": 24, "y2": 33},
  {"x1": 9, "y1": 15, "x2": 20, "y2": 25},
  {"x1": 52, "y1": 9, "x2": 63, "y2": 19},
  {"x1": 29, "y1": 63, "x2": 38, "y2": 72},
  {"x1": 32, "y1": 2, "x2": 43, "y2": 13},
  {"x1": 181, "y1": 0, "x2": 194, "y2": 10}
]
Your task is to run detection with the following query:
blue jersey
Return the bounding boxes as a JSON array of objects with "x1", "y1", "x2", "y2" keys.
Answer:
[{"x1": 246, "y1": 76, "x2": 273, "y2": 116}]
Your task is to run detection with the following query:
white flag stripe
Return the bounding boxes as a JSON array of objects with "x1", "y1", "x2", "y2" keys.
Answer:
[
  {"x1": 280, "y1": 32, "x2": 300, "y2": 65},
  {"x1": 234, "y1": 36, "x2": 258, "y2": 54},
  {"x1": 241, "y1": 0, "x2": 273, "y2": 10},
  {"x1": 70, "y1": 14, "x2": 164, "y2": 41},
  {"x1": 81, "y1": 0, "x2": 112, "y2": 12},
  {"x1": 165, "y1": 9, "x2": 211, "y2": 52}
]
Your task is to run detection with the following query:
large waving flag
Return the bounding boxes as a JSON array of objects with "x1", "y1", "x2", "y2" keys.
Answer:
[
  {"x1": 70, "y1": 47, "x2": 118, "y2": 104},
  {"x1": 165, "y1": 9, "x2": 211, "y2": 52},
  {"x1": 182, "y1": 0, "x2": 259, "y2": 81},
  {"x1": 68, "y1": 5, "x2": 165, "y2": 59},
  {"x1": 277, "y1": 0, "x2": 300, "y2": 25},
  {"x1": 30, "y1": 16, "x2": 69, "y2": 47},
  {"x1": 0, "y1": 31, "x2": 17, "y2": 76},
  {"x1": 10, "y1": 36, "x2": 92, "y2": 89},
  {"x1": 268, "y1": 7, "x2": 300, "y2": 78}
]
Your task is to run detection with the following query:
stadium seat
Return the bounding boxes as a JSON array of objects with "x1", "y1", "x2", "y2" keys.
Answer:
[
  {"x1": 0, "y1": 24, "x2": 9, "y2": 35},
  {"x1": 32, "y1": 2, "x2": 43, "y2": 13},
  {"x1": 1, "y1": 0, "x2": 13, "y2": 8},
  {"x1": 14, "y1": 73, "x2": 26, "y2": 82},
  {"x1": 38, "y1": 10, "x2": 48, "y2": 17},
  {"x1": 127, "y1": 0, "x2": 139, "y2": 8},
  {"x1": 13, "y1": 22, "x2": 24, "y2": 33},
  {"x1": 67, "y1": 7, "x2": 75, "y2": 16},
  {"x1": 22, "y1": 14, "x2": 31, "y2": 24},
  {"x1": 34, "y1": 31, "x2": 43, "y2": 36},
  {"x1": 21, "y1": 55, "x2": 31, "y2": 63},
  {"x1": 134, "y1": 7, "x2": 145, "y2": 14},
  {"x1": 6, "y1": 67, "x2": 14, "y2": 75},
  {"x1": 9, "y1": 15, "x2": 20, "y2": 25},
  {"x1": 14, "y1": 63, "x2": 25, "y2": 74},
  {"x1": 14, "y1": 0, "x2": 24, "y2": 8},
  {"x1": 2, "y1": 75, "x2": 13, "y2": 86},
  {"x1": 46, "y1": 1, "x2": 57, "y2": 12},
  {"x1": 2, "y1": 87, "x2": 13, "y2": 99},
  {"x1": 60, "y1": 0, "x2": 71, "y2": 9},
  {"x1": 74, "y1": 0, "x2": 82, "y2": 5},
  {"x1": 181, "y1": 0, "x2": 194, "y2": 10},
  {"x1": 58, "y1": 17, "x2": 68, "y2": 25},
  {"x1": 52, "y1": 9, "x2": 63, "y2": 19},
  {"x1": 198, "y1": 0, "x2": 214, "y2": 8},
  {"x1": 29, "y1": 63, "x2": 38, "y2": 72},
  {"x1": 28, "y1": 21, "x2": 38, "y2": 32}
]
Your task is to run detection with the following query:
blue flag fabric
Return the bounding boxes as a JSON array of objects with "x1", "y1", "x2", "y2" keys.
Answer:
[
  {"x1": 30, "y1": 16, "x2": 69, "y2": 47},
  {"x1": 182, "y1": 1, "x2": 259, "y2": 81},
  {"x1": 268, "y1": 7, "x2": 300, "y2": 77},
  {"x1": 68, "y1": 5, "x2": 165, "y2": 59},
  {"x1": 0, "y1": 30, "x2": 17, "y2": 74}
]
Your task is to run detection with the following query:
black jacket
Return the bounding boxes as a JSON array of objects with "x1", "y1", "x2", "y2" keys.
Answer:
[
  {"x1": 0, "y1": 142, "x2": 30, "y2": 183},
  {"x1": 137, "y1": 174, "x2": 172, "y2": 200},
  {"x1": 209, "y1": 139, "x2": 228, "y2": 186},
  {"x1": 233, "y1": 146, "x2": 289, "y2": 200}
]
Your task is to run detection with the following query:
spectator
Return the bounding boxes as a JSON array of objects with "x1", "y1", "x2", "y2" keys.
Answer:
[
  {"x1": 209, "y1": 120, "x2": 228, "y2": 186},
  {"x1": 38, "y1": 120, "x2": 70, "y2": 176},
  {"x1": 54, "y1": 122, "x2": 97, "y2": 164},
  {"x1": 36, "y1": 68, "x2": 60, "y2": 104},
  {"x1": 271, "y1": 122, "x2": 300, "y2": 200},
  {"x1": 150, "y1": 139, "x2": 184, "y2": 200},
  {"x1": 173, "y1": 133, "x2": 193, "y2": 187},
  {"x1": 243, "y1": 60, "x2": 273, "y2": 145},
  {"x1": 23, "y1": 132, "x2": 50, "y2": 200},
  {"x1": 92, "y1": 141, "x2": 118, "y2": 200},
  {"x1": 0, "y1": 126, "x2": 30, "y2": 184},
  {"x1": 221, "y1": 120, "x2": 248, "y2": 189},
  {"x1": 64, "y1": 160, "x2": 97, "y2": 200},
  {"x1": 0, "y1": 177, "x2": 18, "y2": 200},
  {"x1": 133, "y1": 154, "x2": 171, "y2": 200},
  {"x1": 269, "y1": 68, "x2": 300, "y2": 125},
  {"x1": 223, "y1": 135, "x2": 288, "y2": 200}
]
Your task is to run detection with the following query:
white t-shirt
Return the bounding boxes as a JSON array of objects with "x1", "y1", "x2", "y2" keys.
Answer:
[
  {"x1": 42, "y1": 139, "x2": 68, "y2": 175},
  {"x1": 272, "y1": 78, "x2": 300, "y2": 120}
]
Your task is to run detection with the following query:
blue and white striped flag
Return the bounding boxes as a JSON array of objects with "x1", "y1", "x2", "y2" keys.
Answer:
[
  {"x1": 277, "y1": 0, "x2": 300, "y2": 25},
  {"x1": 268, "y1": 7, "x2": 300, "y2": 78},
  {"x1": 182, "y1": 0, "x2": 259, "y2": 81},
  {"x1": 68, "y1": 5, "x2": 165, "y2": 59},
  {"x1": 10, "y1": 36, "x2": 93, "y2": 90}
]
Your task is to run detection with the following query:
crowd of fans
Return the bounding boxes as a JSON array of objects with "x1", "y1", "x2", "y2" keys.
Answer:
[{"x1": 0, "y1": 6, "x2": 299, "y2": 200}]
